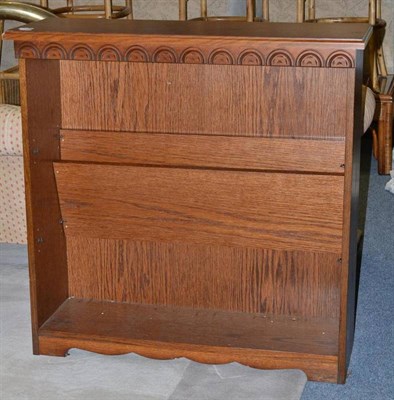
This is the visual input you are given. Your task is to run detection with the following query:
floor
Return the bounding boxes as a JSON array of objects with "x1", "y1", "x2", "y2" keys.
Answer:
[{"x1": 0, "y1": 245, "x2": 306, "y2": 399}]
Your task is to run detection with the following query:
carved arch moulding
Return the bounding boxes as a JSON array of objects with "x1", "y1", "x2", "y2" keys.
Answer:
[{"x1": 15, "y1": 42, "x2": 355, "y2": 68}]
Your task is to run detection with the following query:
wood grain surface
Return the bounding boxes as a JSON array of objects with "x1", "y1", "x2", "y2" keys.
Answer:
[
  {"x1": 38, "y1": 297, "x2": 339, "y2": 381},
  {"x1": 60, "y1": 130, "x2": 346, "y2": 174},
  {"x1": 38, "y1": 333, "x2": 339, "y2": 382},
  {"x1": 66, "y1": 237, "x2": 341, "y2": 318},
  {"x1": 39, "y1": 298, "x2": 339, "y2": 355},
  {"x1": 60, "y1": 61, "x2": 351, "y2": 139},
  {"x1": 20, "y1": 59, "x2": 69, "y2": 353},
  {"x1": 4, "y1": 18, "x2": 370, "y2": 43},
  {"x1": 338, "y1": 53, "x2": 361, "y2": 383},
  {"x1": 54, "y1": 162, "x2": 344, "y2": 253},
  {"x1": 13, "y1": 19, "x2": 368, "y2": 383}
]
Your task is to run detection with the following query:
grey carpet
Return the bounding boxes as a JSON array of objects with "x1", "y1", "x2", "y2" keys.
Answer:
[{"x1": 0, "y1": 244, "x2": 306, "y2": 400}]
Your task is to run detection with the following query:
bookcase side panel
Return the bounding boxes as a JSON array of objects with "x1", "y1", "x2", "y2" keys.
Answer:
[
  {"x1": 338, "y1": 54, "x2": 364, "y2": 383},
  {"x1": 20, "y1": 59, "x2": 69, "y2": 352}
]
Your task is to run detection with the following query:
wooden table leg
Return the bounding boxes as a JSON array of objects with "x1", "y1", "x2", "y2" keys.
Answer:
[{"x1": 374, "y1": 76, "x2": 394, "y2": 175}]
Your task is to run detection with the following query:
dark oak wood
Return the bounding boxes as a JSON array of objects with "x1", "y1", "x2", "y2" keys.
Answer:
[
  {"x1": 5, "y1": 18, "x2": 371, "y2": 42},
  {"x1": 338, "y1": 50, "x2": 363, "y2": 383},
  {"x1": 40, "y1": 298, "x2": 339, "y2": 355},
  {"x1": 54, "y1": 162, "x2": 344, "y2": 253},
  {"x1": 60, "y1": 130, "x2": 346, "y2": 173},
  {"x1": 19, "y1": 59, "x2": 68, "y2": 353},
  {"x1": 8, "y1": 19, "x2": 370, "y2": 383},
  {"x1": 66, "y1": 237, "x2": 342, "y2": 318},
  {"x1": 39, "y1": 334, "x2": 338, "y2": 382},
  {"x1": 38, "y1": 298, "x2": 339, "y2": 382}
]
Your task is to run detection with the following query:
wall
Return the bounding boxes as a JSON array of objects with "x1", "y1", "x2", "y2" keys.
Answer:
[{"x1": 1, "y1": 0, "x2": 393, "y2": 72}]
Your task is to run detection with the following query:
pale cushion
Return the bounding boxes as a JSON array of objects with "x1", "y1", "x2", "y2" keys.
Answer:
[
  {"x1": 0, "y1": 155, "x2": 27, "y2": 244},
  {"x1": 0, "y1": 104, "x2": 22, "y2": 156},
  {"x1": 364, "y1": 86, "x2": 376, "y2": 133},
  {"x1": 0, "y1": 104, "x2": 26, "y2": 243}
]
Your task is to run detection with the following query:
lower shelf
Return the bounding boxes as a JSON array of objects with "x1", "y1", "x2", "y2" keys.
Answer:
[{"x1": 38, "y1": 298, "x2": 339, "y2": 382}]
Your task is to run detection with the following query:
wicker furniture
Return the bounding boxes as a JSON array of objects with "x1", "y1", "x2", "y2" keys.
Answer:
[
  {"x1": 40, "y1": 0, "x2": 132, "y2": 19},
  {"x1": 179, "y1": 0, "x2": 269, "y2": 21},
  {"x1": 373, "y1": 75, "x2": 394, "y2": 174}
]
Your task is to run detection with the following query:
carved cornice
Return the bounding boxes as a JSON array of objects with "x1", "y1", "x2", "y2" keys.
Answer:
[{"x1": 15, "y1": 42, "x2": 355, "y2": 68}]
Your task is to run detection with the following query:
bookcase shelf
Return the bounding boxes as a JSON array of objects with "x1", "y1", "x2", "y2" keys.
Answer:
[{"x1": 39, "y1": 297, "x2": 339, "y2": 381}]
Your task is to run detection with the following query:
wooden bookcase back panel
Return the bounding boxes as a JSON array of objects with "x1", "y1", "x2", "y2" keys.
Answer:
[
  {"x1": 65, "y1": 236, "x2": 342, "y2": 319},
  {"x1": 53, "y1": 162, "x2": 344, "y2": 253},
  {"x1": 60, "y1": 61, "x2": 351, "y2": 139}
]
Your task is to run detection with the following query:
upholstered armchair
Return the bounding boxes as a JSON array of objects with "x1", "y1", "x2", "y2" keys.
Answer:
[{"x1": 0, "y1": 103, "x2": 25, "y2": 243}]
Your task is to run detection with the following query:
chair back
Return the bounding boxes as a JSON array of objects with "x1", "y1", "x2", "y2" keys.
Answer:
[
  {"x1": 297, "y1": 0, "x2": 381, "y2": 23},
  {"x1": 40, "y1": 0, "x2": 132, "y2": 19},
  {"x1": 179, "y1": 0, "x2": 269, "y2": 22},
  {"x1": 297, "y1": 0, "x2": 387, "y2": 89}
]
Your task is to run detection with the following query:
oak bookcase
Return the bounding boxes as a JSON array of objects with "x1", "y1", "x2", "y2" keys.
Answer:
[{"x1": 5, "y1": 19, "x2": 371, "y2": 383}]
